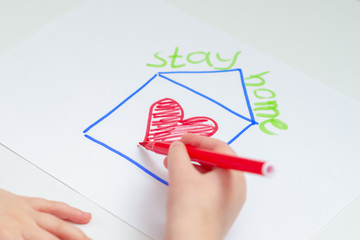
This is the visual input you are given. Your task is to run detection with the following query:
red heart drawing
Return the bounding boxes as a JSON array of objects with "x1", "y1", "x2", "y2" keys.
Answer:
[{"x1": 143, "y1": 98, "x2": 218, "y2": 142}]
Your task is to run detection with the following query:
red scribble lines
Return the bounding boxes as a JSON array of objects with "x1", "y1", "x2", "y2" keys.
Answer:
[{"x1": 143, "y1": 98, "x2": 218, "y2": 142}]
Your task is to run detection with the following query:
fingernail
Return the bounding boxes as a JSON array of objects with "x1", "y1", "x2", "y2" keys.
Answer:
[
  {"x1": 80, "y1": 211, "x2": 92, "y2": 218},
  {"x1": 170, "y1": 141, "x2": 181, "y2": 149}
]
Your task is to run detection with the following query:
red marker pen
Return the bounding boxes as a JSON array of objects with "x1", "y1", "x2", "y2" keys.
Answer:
[{"x1": 139, "y1": 141, "x2": 274, "y2": 176}]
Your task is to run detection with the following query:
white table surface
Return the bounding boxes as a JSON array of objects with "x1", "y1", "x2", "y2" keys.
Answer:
[{"x1": 0, "y1": 0, "x2": 359, "y2": 239}]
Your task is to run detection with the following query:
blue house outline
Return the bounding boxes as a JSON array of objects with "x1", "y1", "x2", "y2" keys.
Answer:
[{"x1": 83, "y1": 69, "x2": 257, "y2": 185}]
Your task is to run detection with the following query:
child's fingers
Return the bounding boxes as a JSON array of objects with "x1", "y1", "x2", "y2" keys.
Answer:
[
  {"x1": 167, "y1": 141, "x2": 198, "y2": 182},
  {"x1": 163, "y1": 157, "x2": 168, "y2": 169},
  {"x1": 182, "y1": 133, "x2": 236, "y2": 156},
  {"x1": 28, "y1": 198, "x2": 91, "y2": 224},
  {"x1": 36, "y1": 213, "x2": 90, "y2": 240},
  {"x1": 23, "y1": 226, "x2": 61, "y2": 240},
  {"x1": 182, "y1": 134, "x2": 245, "y2": 180},
  {"x1": 164, "y1": 156, "x2": 213, "y2": 174}
]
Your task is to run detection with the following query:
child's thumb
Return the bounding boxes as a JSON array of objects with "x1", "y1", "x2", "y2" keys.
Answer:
[{"x1": 167, "y1": 141, "x2": 195, "y2": 180}]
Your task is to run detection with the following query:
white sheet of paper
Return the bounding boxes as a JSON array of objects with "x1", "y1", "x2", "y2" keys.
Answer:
[{"x1": 0, "y1": 0, "x2": 359, "y2": 239}]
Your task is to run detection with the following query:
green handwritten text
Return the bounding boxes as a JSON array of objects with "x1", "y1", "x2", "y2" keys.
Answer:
[
  {"x1": 147, "y1": 46, "x2": 241, "y2": 70},
  {"x1": 245, "y1": 71, "x2": 288, "y2": 135}
]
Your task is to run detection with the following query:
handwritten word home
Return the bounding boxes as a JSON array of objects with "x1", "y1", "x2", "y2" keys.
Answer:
[{"x1": 245, "y1": 71, "x2": 288, "y2": 135}]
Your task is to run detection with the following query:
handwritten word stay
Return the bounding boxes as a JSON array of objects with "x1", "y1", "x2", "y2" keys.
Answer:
[{"x1": 147, "y1": 46, "x2": 241, "y2": 70}]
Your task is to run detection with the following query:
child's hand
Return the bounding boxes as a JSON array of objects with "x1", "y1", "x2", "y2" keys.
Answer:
[
  {"x1": 0, "y1": 188, "x2": 91, "y2": 240},
  {"x1": 164, "y1": 134, "x2": 246, "y2": 240}
]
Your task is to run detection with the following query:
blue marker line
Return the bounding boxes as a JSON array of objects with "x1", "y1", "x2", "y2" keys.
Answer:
[
  {"x1": 158, "y1": 73, "x2": 253, "y2": 123},
  {"x1": 238, "y1": 69, "x2": 256, "y2": 123},
  {"x1": 227, "y1": 122, "x2": 256, "y2": 145},
  {"x1": 83, "y1": 74, "x2": 157, "y2": 134},
  {"x1": 159, "y1": 69, "x2": 238, "y2": 75},
  {"x1": 84, "y1": 134, "x2": 168, "y2": 186}
]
